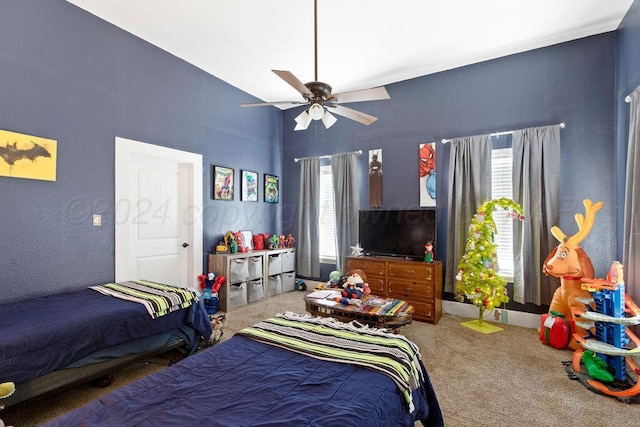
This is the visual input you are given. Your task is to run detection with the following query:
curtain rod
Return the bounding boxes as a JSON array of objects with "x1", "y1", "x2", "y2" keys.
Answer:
[
  {"x1": 294, "y1": 150, "x2": 362, "y2": 162},
  {"x1": 440, "y1": 122, "x2": 566, "y2": 144}
]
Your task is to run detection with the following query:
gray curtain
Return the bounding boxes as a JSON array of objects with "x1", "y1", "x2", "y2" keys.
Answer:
[
  {"x1": 331, "y1": 152, "x2": 360, "y2": 273},
  {"x1": 296, "y1": 157, "x2": 320, "y2": 278},
  {"x1": 512, "y1": 125, "x2": 561, "y2": 305},
  {"x1": 624, "y1": 86, "x2": 640, "y2": 301},
  {"x1": 445, "y1": 135, "x2": 492, "y2": 293}
]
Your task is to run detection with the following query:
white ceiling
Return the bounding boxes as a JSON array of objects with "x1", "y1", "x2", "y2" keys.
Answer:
[{"x1": 66, "y1": 0, "x2": 633, "y2": 106}]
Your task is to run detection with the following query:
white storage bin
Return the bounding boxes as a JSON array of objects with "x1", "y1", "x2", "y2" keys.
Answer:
[
  {"x1": 247, "y1": 279, "x2": 264, "y2": 303},
  {"x1": 267, "y1": 275, "x2": 282, "y2": 297},
  {"x1": 281, "y1": 272, "x2": 295, "y2": 293},
  {"x1": 228, "y1": 258, "x2": 249, "y2": 283},
  {"x1": 228, "y1": 282, "x2": 247, "y2": 309},
  {"x1": 268, "y1": 254, "x2": 282, "y2": 275},
  {"x1": 247, "y1": 256, "x2": 263, "y2": 279},
  {"x1": 282, "y1": 251, "x2": 295, "y2": 272}
]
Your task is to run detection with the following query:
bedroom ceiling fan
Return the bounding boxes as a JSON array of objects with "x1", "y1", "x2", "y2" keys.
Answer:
[{"x1": 240, "y1": 0, "x2": 390, "y2": 131}]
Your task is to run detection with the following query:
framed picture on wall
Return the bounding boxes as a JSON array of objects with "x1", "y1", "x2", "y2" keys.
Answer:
[
  {"x1": 241, "y1": 170, "x2": 258, "y2": 201},
  {"x1": 264, "y1": 174, "x2": 279, "y2": 203},
  {"x1": 212, "y1": 165, "x2": 234, "y2": 200}
]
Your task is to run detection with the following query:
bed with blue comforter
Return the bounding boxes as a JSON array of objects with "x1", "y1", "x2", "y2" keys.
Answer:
[
  {"x1": 0, "y1": 280, "x2": 212, "y2": 407},
  {"x1": 45, "y1": 313, "x2": 444, "y2": 426}
]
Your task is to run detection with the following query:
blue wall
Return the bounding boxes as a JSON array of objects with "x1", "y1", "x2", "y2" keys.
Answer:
[
  {"x1": 616, "y1": 0, "x2": 640, "y2": 260},
  {"x1": 0, "y1": 0, "x2": 282, "y2": 303},
  {"x1": 282, "y1": 32, "x2": 618, "y2": 304}
]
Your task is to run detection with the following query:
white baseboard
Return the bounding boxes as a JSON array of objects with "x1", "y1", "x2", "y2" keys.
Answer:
[{"x1": 442, "y1": 300, "x2": 540, "y2": 329}]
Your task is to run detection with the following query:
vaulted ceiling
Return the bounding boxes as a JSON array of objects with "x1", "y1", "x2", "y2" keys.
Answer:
[{"x1": 66, "y1": 0, "x2": 633, "y2": 106}]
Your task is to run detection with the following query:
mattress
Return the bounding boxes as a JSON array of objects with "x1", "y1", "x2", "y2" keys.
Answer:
[
  {"x1": 0, "y1": 287, "x2": 212, "y2": 385},
  {"x1": 44, "y1": 316, "x2": 444, "y2": 426}
]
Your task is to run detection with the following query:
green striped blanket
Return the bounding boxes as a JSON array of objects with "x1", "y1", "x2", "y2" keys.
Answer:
[
  {"x1": 236, "y1": 312, "x2": 425, "y2": 412},
  {"x1": 90, "y1": 280, "x2": 197, "y2": 319}
]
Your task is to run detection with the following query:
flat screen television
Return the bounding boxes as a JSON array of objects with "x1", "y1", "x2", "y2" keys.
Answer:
[{"x1": 358, "y1": 209, "x2": 436, "y2": 261}]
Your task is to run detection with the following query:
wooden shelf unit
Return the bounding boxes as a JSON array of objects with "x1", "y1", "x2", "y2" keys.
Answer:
[
  {"x1": 345, "y1": 256, "x2": 442, "y2": 324},
  {"x1": 208, "y1": 248, "x2": 295, "y2": 313}
]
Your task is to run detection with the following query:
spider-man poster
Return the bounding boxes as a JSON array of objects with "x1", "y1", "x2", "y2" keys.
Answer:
[{"x1": 419, "y1": 142, "x2": 436, "y2": 206}]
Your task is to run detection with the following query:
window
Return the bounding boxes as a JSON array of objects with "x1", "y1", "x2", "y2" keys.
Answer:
[
  {"x1": 319, "y1": 165, "x2": 337, "y2": 263},
  {"x1": 492, "y1": 148, "x2": 515, "y2": 281}
]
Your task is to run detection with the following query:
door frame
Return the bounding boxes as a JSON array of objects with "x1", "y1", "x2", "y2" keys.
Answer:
[{"x1": 114, "y1": 137, "x2": 203, "y2": 288}]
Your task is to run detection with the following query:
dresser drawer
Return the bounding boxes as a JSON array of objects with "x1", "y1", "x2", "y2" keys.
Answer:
[
  {"x1": 387, "y1": 262, "x2": 435, "y2": 282},
  {"x1": 409, "y1": 302, "x2": 436, "y2": 322},
  {"x1": 345, "y1": 258, "x2": 386, "y2": 279},
  {"x1": 368, "y1": 278, "x2": 386, "y2": 295},
  {"x1": 387, "y1": 278, "x2": 433, "y2": 302}
]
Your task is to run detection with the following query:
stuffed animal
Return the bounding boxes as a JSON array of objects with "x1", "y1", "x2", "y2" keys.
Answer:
[
  {"x1": 208, "y1": 313, "x2": 225, "y2": 345},
  {"x1": 341, "y1": 269, "x2": 369, "y2": 300},
  {"x1": 542, "y1": 199, "x2": 602, "y2": 350}
]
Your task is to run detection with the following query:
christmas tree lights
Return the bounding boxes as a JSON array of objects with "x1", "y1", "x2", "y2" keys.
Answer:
[{"x1": 454, "y1": 198, "x2": 524, "y2": 324}]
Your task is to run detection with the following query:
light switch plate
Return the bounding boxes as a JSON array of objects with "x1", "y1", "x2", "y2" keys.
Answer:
[{"x1": 92, "y1": 214, "x2": 102, "y2": 227}]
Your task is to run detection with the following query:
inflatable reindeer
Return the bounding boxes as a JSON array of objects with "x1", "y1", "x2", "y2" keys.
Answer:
[{"x1": 542, "y1": 199, "x2": 603, "y2": 350}]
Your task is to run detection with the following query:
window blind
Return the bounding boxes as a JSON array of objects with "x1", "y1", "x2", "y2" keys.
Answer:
[
  {"x1": 319, "y1": 165, "x2": 336, "y2": 262},
  {"x1": 491, "y1": 148, "x2": 515, "y2": 281}
]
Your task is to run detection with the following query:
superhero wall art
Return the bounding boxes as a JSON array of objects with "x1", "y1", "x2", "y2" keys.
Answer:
[
  {"x1": 0, "y1": 129, "x2": 57, "y2": 181},
  {"x1": 419, "y1": 142, "x2": 436, "y2": 207}
]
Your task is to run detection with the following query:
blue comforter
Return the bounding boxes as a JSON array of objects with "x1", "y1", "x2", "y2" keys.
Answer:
[
  {"x1": 0, "y1": 288, "x2": 212, "y2": 385},
  {"x1": 45, "y1": 333, "x2": 444, "y2": 426}
]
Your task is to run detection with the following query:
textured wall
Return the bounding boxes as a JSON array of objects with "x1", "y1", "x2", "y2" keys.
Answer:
[
  {"x1": 0, "y1": 0, "x2": 282, "y2": 302},
  {"x1": 282, "y1": 33, "x2": 618, "y2": 303}
]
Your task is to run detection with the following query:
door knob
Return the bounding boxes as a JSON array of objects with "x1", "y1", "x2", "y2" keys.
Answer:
[{"x1": 182, "y1": 242, "x2": 189, "y2": 248}]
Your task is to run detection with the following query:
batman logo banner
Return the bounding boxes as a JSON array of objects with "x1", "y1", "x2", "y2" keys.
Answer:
[{"x1": 0, "y1": 130, "x2": 57, "y2": 181}]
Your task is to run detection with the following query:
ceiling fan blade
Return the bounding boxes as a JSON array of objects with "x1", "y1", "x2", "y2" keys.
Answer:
[
  {"x1": 326, "y1": 104, "x2": 378, "y2": 125},
  {"x1": 328, "y1": 86, "x2": 390, "y2": 104},
  {"x1": 240, "y1": 100, "x2": 306, "y2": 108},
  {"x1": 272, "y1": 70, "x2": 314, "y2": 99}
]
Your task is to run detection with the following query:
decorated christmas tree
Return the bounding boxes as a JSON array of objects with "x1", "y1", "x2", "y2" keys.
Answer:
[{"x1": 454, "y1": 198, "x2": 524, "y2": 325}]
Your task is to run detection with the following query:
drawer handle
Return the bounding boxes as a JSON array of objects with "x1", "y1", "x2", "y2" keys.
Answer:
[{"x1": 404, "y1": 269, "x2": 415, "y2": 274}]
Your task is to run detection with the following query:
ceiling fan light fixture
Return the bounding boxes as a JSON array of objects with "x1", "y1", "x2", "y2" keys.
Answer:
[
  {"x1": 322, "y1": 111, "x2": 337, "y2": 128},
  {"x1": 294, "y1": 110, "x2": 311, "y2": 131},
  {"x1": 309, "y1": 103, "x2": 325, "y2": 120}
]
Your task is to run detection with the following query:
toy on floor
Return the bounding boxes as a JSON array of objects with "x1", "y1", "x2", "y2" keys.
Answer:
[
  {"x1": 541, "y1": 199, "x2": 602, "y2": 350},
  {"x1": 202, "y1": 272, "x2": 225, "y2": 315},
  {"x1": 563, "y1": 261, "x2": 640, "y2": 403},
  {"x1": 0, "y1": 381, "x2": 16, "y2": 427}
]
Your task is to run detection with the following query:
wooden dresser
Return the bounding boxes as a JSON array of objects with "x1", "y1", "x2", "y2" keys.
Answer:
[{"x1": 345, "y1": 256, "x2": 442, "y2": 324}]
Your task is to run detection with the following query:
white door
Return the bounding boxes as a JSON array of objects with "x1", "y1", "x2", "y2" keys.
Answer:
[{"x1": 115, "y1": 137, "x2": 203, "y2": 288}]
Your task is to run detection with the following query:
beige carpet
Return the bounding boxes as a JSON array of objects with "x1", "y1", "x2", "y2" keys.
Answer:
[{"x1": 4, "y1": 290, "x2": 640, "y2": 426}]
